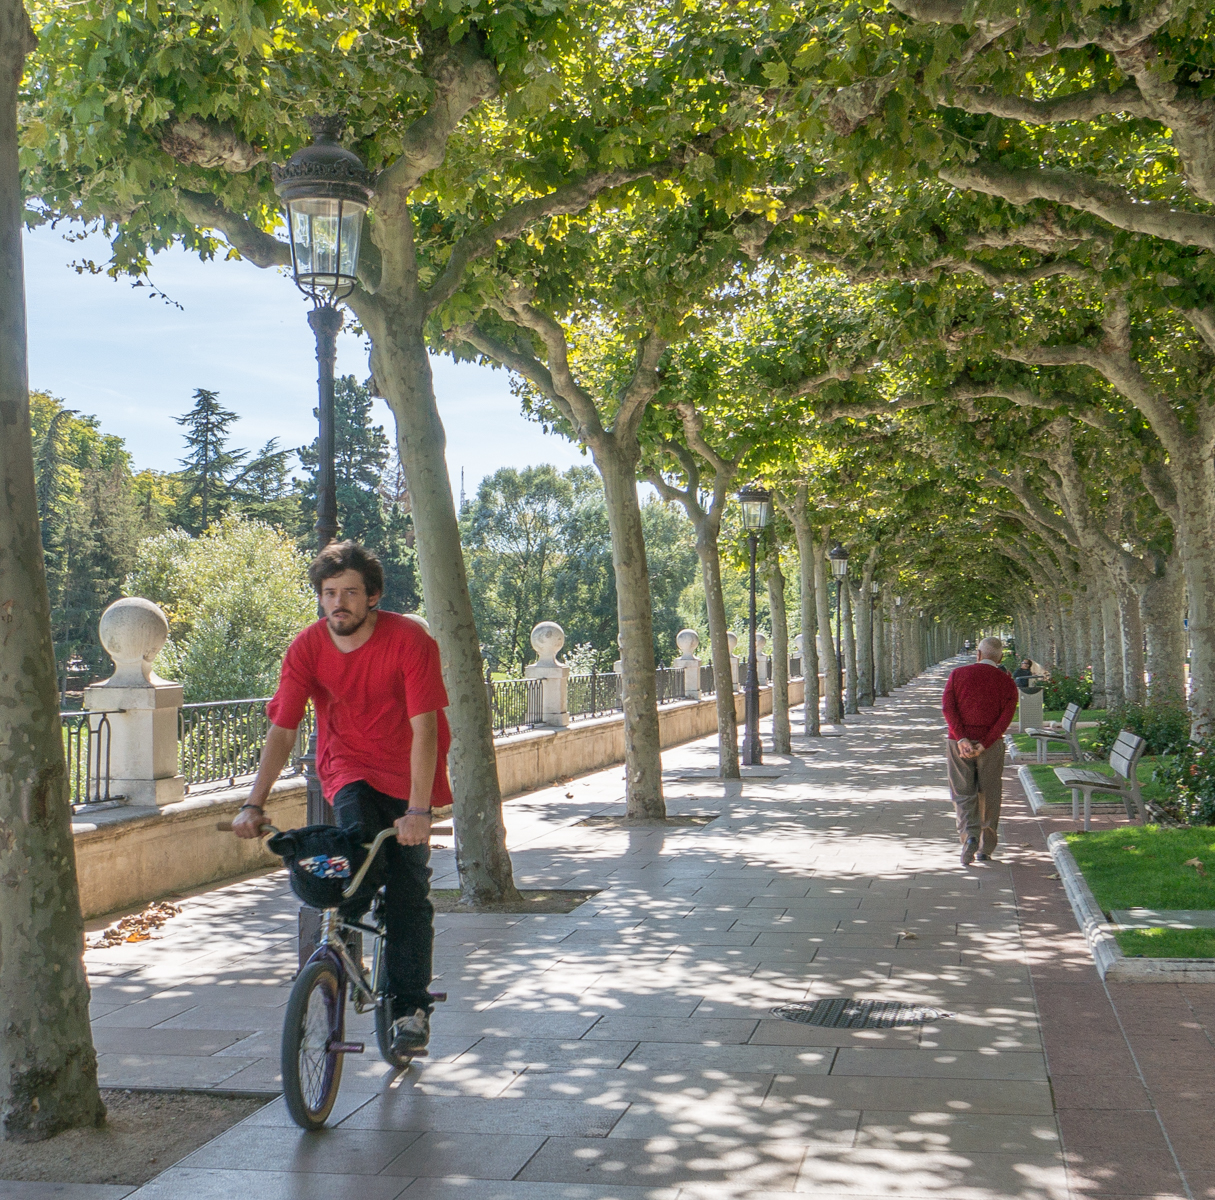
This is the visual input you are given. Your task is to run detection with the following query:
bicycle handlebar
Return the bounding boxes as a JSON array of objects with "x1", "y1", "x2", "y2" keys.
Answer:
[{"x1": 342, "y1": 826, "x2": 396, "y2": 900}]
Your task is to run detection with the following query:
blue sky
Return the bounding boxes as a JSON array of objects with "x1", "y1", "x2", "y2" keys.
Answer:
[{"x1": 23, "y1": 224, "x2": 588, "y2": 494}]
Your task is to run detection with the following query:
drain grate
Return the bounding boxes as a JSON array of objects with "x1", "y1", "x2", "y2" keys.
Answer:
[{"x1": 771, "y1": 998, "x2": 953, "y2": 1029}]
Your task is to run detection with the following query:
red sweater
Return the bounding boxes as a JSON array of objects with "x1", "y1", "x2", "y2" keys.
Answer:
[{"x1": 942, "y1": 662, "x2": 1020, "y2": 749}]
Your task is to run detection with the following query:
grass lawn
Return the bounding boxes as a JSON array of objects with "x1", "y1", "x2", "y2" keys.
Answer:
[
  {"x1": 1011, "y1": 728, "x2": 1104, "y2": 755},
  {"x1": 1064, "y1": 825, "x2": 1215, "y2": 957},
  {"x1": 1043, "y1": 708, "x2": 1108, "y2": 723},
  {"x1": 1027, "y1": 758, "x2": 1172, "y2": 809}
]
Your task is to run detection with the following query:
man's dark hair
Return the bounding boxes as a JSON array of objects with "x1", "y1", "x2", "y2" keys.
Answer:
[{"x1": 308, "y1": 540, "x2": 384, "y2": 600}]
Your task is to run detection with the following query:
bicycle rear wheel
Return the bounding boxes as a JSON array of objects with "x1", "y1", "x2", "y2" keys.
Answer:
[{"x1": 282, "y1": 958, "x2": 344, "y2": 1129}]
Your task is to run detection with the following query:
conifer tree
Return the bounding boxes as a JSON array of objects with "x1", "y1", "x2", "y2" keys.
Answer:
[{"x1": 174, "y1": 388, "x2": 245, "y2": 533}]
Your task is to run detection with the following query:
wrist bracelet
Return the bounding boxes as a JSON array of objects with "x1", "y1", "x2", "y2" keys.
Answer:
[
  {"x1": 240, "y1": 803, "x2": 264, "y2": 812},
  {"x1": 405, "y1": 807, "x2": 432, "y2": 817}
]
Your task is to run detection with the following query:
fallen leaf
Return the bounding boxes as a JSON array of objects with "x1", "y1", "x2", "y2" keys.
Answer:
[
  {"x1": 1046, "y1": 873, "x2": 1060, "y2": 879},
  {"x1": 88, "y1": 900, "x2": 182, "y2": 949},
  {"x1": 1124, "y1": 845, "x2": 1138, "y2": 851},
  {"x1": 901, "y1": 932, "x2": 919, "y2": 940},
  {"x1": 565, "y1": 792, "x2": 574, "y2": 798},
  {"x1": 1184, "y1": 857, "x2": 1207, "y2": 876},
  {"x1": 125, "y1": 932, "x2": 150, "y2": 942}
]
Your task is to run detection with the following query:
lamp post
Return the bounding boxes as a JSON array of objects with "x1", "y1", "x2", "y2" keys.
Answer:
[
  {"x1": 273, "y1": 115, "x2": 374, "y2": 550},
  {"x1": 829, "y1": 543, "x2": 849, "y2": 721},
  {"x1": 738, "y1": 484, "x2": 772, "y2": 765},
  {"x1": 869, "y1": 579, "x2": 881, "y2": 704},
  {"x1": 273, "y1": 117, "x2": 373, "y2": 833}
]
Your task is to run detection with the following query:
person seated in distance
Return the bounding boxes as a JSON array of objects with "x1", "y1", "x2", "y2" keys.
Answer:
[
  {"x1": 942, "y1": 636, "x2": 1020, "y2": 867},
  {"x1": 232, "y1": 541, "x2": 450, "y2": 1056}
]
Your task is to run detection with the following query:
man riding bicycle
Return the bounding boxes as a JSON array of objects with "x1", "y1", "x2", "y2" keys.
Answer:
[{"x1": 233, "y1": 540, "x2": 449, "y2": 1057}]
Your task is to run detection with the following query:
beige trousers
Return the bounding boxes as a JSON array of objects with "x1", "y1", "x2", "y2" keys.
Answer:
[{"x1": 946, "y1": 738, "x2": 1005, "y2": 854}]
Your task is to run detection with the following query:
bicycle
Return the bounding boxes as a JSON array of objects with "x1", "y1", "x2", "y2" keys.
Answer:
[{"x1": 219, "y1": 821, "x2": 445, "y2": 1129}]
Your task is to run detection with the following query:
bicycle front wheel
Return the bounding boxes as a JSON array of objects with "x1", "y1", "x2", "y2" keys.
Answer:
[{"x1": 282, "y1": 958, "x2": 344, "y2": 1129}]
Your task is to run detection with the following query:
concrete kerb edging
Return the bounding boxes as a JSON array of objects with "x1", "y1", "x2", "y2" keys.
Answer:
[{"x1": 1047, "y1": 831, "x2": 1215, "y2": 983}]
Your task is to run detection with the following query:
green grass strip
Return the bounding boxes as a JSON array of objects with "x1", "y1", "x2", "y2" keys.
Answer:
[
  {"x1": 1027, "y1": 758, "x2": 1170, "y2": 808},
  {"x1": 1064, "y1": 825, "x2": 1215, "y2": 912},
  {"x1": 1115, "y1": 927, "x2": 1215, "y2": 958}
]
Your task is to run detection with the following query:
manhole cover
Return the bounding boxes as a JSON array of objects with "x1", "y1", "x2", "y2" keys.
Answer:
[{"x1": 771, "y1": 999, "x2": 953, "y2": 1028}]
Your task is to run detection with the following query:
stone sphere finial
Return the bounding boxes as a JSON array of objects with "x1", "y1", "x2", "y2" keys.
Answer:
[
  {"x1": 757, "y1": 632, "x2": 768, "y2": 655},
  {"x1": 793, "y1": 633, "x2": 804, "y2": 654},
  {"x1": 531, "y1": 621, "x2": 565, "y2": 667},
  {"x1": 98, "y1": 598, "x2": 171, "y2": 687},
  {"x1": 727, "y1": 631, "x2": 738, "y2": 654},
  {"x1": 676, "y1": 628, "x2": 699, "y2": 657}
]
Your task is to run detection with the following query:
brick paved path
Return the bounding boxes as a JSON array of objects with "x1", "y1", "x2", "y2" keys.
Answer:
[{"x1": 9, "y1": 660, "x2": 1205, "y2": 1200}]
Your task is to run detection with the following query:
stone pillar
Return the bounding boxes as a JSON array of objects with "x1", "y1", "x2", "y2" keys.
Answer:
[
  {"x1": 727, "y1": 631, "x2": 740, "y2": 691},
  {"x1": 83, "y1": 598, "x2": 185, "y2": 807},
  {"x1": 756, "y1": 632, "x2": 769, "y2": 685},
  {"x1": 674, "y1": 628, "x2": 702, "y2": 700},
  {"x1": 524, "y1": 621, "x2": 570, "y2": 727}
]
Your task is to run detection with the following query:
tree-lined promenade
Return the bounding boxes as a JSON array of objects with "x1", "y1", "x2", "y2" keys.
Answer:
[{"x1": 4, "y1": 0, "x2": 1215, "y2": 1143}]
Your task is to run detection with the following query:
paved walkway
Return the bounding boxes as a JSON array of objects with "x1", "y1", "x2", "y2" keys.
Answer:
[{"x1": 8, "y1": 661, "x2": 1200, "y2": 1199}]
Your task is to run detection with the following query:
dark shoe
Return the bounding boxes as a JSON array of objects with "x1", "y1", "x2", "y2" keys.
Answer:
[
  {"x1": 961, "y1": 837, "x2": 979, "y2": 866},
  {"x1": 976, "y1": 852, "x2": 992, "y2": 862},
  {"x1": 390, "y1": 1006, "x2": 430, "y2": 1056}
]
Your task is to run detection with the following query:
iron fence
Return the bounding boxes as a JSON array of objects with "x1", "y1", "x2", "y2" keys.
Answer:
[
  {"x1": 179, "y1": 697, "x2": 315, "y2": 789},
  {"x1": 655, "y1": 667, "x2": 686, "y2": 705},
  {"x1": 61, "y1": 711, "x2": 115, "y2": 810},
  {"x1": 487, "y1": 676, "x2": 544, "y2": 735},
  {"x1": 790, "y1": 656, "x2": 802, "y2": 678},
  {"x1": 569, "y1": 670, "x2": 623, "y2": 720},
  {"x1": 700, "y1": 663, "x2": 715, "y2": 695}
]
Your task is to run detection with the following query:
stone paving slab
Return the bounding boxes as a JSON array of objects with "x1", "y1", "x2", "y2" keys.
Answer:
[{"x1": 24, "y1": 659, "x2": 1196, "y2": 1199}]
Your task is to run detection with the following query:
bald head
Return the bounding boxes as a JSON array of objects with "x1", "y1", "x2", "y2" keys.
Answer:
[{"x1": 977, "y1": 637, "x2": 1003, "y2": 664}]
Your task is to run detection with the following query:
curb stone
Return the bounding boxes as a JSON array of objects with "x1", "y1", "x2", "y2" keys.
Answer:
[{"x1": 1047, "y1": 831, "x2": 1215, "y2": 983}]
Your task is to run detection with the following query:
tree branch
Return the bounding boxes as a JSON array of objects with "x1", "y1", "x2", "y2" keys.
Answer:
[
  {"x1": 940, "y1": 162, "x2": 1215, "y2": 250},
  {"x1": 175, "y1": 191, "x2": 290, "y2": 268},
  {"x1": 160, "y1": 118, "x2": 267, "y2": 172}
]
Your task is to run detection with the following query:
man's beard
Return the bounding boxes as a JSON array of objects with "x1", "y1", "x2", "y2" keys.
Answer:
[{"x1": 327, "y1": 609, "x2": 368, "y2": 635}]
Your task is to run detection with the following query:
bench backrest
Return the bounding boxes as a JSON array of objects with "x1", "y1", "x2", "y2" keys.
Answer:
[
  {"x1": 1109, "y1": 730, "x2": 1147, "y2": 784},
  {"x1": 1061, "y1": 702, "x2": 1081, "y2": 733}
]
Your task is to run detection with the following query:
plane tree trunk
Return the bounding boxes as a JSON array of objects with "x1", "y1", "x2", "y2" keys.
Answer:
[{"x1": 0, "y1": 0, "x2": 105, "y2": 1139}]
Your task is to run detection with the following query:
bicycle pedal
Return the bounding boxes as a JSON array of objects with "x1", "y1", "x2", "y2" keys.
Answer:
[
  {"x1": 328, "y1": 1041, "x2": 365, "y2": 1054},
  {"x1": 428, "y1": 991, "x2": 447, "y2": 1003}
]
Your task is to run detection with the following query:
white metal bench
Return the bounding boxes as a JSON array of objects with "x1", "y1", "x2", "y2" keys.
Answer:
[
  {"x1": 1024, "y1": 701, "x2": 1086, "y2": 764},
  {"x1": 1053, "y1": 730, "x2": 1147, "y2": 831}
]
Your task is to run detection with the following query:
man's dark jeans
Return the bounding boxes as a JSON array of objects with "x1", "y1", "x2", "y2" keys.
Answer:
[{"x1": 332, "y1": 780, "x2": 434, "y2": 1015}]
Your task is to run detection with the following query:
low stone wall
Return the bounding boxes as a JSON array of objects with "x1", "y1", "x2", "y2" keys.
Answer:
[{"x1": 73, "y1": 677, "x2": 809, "y2": 920}]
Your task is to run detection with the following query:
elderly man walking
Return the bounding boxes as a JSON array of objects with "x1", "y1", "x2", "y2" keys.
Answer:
[{"x1": 942, "y1": 637, "x2": 1020, "y2": 865}]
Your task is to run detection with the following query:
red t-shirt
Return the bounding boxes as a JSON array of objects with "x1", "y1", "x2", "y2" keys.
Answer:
[
  {"x1": 267, "y1": 611, "x2": 453, "y2": 806},
  {"x1": 941, "y1": 661, "x2": 1021, "y2": 749}
]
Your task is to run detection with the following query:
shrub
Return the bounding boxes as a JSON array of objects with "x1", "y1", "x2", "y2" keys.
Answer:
[
  {"x1": 1043, "y1": 672, "x2": 1092, "y2": 711},
  {"x1": 1095, "y1": 700, "x2": 1191, "y2": 757},
  {"x1": 1154, "y1": 738, "x2": 1215, "y2": 825}
]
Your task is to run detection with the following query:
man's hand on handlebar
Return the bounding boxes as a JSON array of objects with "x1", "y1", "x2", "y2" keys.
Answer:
[
  {"x1": 394, "y1": 812, "x2": 431, "y2": 846},
  {"x1": 232, "y1": 805, "x2": 270, "y2": 839}
]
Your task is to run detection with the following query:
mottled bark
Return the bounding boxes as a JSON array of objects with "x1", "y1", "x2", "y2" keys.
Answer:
[
  {"x1": 841, "y1": 581, "x2": 858, "y2": 714},
  {"x1": 777, "y1": 490, "x2": 820, "y2": 736},
  {"x1": 857, "y1": 559, "x2": 876, "y2": 706},
  {"x1": 1141, "y1": 551, "x2": 1186, "y2": 701},
  {"x1": 0, "y1": 0, "x2": 104, "y2": 1138},
  {"x1": 1088, "y1": 590, "x2": 1106, "y2": 708},
  {"x1": 767, "y1": 553, "x2": 792, "y2": 754},
  {"x1": 814, "y1": 539, "x2": 843, "y2": 722},
  {"x1": 1101, "y1": 587, "x2": 1124, "y2": 705},
  {"x1": 360, "y1": 299, "x2": 520, "y2": 904}
]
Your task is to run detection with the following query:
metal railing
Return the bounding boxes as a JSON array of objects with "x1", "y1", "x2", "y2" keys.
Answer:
[
  {"x1": 486, "y1": 677, "x2": 544, "y2": 735},
  {"x1": 569, "y1": 670, "x2": 623, "y2": 720},
  {"x1": 700, "y1": 663, "x2": 715, "y2": 695},
  {"x1": 61, "y1": 711, "x2": 115, "y2": 810},
  {"x1": 179, "y1": 697, "x2": 315, "y2": 790},
  {"x1": 655, "y1": 666, "x2": 686, "y2": 705},
  {"x1": 790, "y1": 656, "x2": 802, "y2": 678}
]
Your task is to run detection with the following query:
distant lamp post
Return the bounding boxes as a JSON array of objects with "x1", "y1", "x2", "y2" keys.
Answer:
[
  {"x1": 869, "y1": 579, "x2": 881, "y2": 704},
  {"x1": 829, "y1": 543, "x2": 849, "y2": 721},
  {"x1": 274, "y1": 116, "x2": 373, "y2": 833},
  {"x1": 738, "y1": 484, "x2": 772, "y2": 765},
  {"x1": 273, "y1": 115, "x2": 374, "y2": 550}
]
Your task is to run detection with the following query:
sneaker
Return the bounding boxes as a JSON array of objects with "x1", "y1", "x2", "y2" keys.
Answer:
[
  {"x1": 975, "y1": 852, "x2": 992, "y2": 863},
  {"x1": 961, "y1": 837, "x2": 979, "y2": 866},
  {"x1": 390, "y1": 1007, "x2": 430, "y2": 1056}
]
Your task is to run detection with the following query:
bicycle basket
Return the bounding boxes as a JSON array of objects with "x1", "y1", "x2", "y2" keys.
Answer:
[{"x1": 267, "y1": 825, "x2": 380, "y2": 910}]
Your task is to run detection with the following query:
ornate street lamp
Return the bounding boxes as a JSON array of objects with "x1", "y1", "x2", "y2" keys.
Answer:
[
  {"x1": 829, "y1": 543, "x2": 849, "y2": 721},
  {"x1": 273, "y1": 116, "x2": 374, "y2": 549},
  {"x1": 738, "y1": 484, "x2": 771, "y2": 765},
  {"x1": 273, "y1": 117, "x2": 373, "y2": 833}
]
